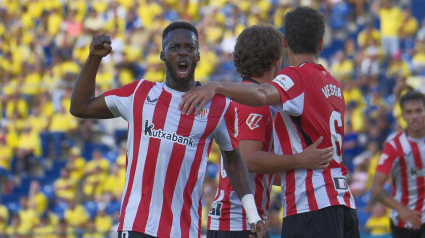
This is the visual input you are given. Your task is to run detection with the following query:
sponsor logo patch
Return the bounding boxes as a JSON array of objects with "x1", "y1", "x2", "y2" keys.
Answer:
[
  {"x1": 145, "y1": 96, "x2": 158, "y2": 105},
  {"x1": 333, "y1": 177, "x2": 348, "y2": 191},
  {"x1": 144, "y1": 120, "x2": 194, "y2": 147},
  {"x1": 197, "y1": 107, "x2": 209, "y2": 121},
  {"x1": 273, "y1": 74, "x2": 294, "y2": 91},
  {"x1": 246, "y1": 113, "x2": 263, "y2": 130}
]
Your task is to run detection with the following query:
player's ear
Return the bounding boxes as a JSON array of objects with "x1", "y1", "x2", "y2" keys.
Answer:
[
  {"x1": 197, "y1": 52, "x2": 200, "y2": 62},
  {"x1": 160, "y1": 51, "x2": 165, "y2": 61},
  {"x1": 318, "y1": 38, "x2": 324, "y2": 52},
  {"x1": 282, "y1": 35, "x2": 288, "y2": 49}
]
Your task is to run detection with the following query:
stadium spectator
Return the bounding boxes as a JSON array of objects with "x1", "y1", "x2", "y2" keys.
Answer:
[
  {"x1": 32, "y1": 212, "x2": 55, "y2": 238},
  {"x1": 0, "y1": 201, "x2": 9, "y2": 236},
  {"x1": 94, "y1": 206, "x2": 113, "y2": 235},
  {"x1": 102, "y1": 164, "x2": 125, "y2": 199},
  {"x1": 330, "y1": 50, "x2": 355, "y2": 82},
  {"x1": 54, "y1": 168, "x2": 78, "y2": 201},
  {"x1": 83, "y1": 219, "x2": 104, "y2": 238},
  {"x1": 66, "y1": 147, "x2": 86, "y2": 181},
  {"x1": 48, "y1": 106, "x2": 76, "y2": 158},
  {"x1": 28, "y1": 180, "x2": 48, "y2": 217},
  {"x1": 55, "y1": 219, "x2": 75, "y2": 238},
  {"x1": 64, "y1": 199, "x2": 88, "y2": 230},
  {"x1": 0, "y1": 137, "x2": 12, "y2": 177},
  {"x1": 16, "y1": 124, "x2": 41, "y2": 176},
  {"x1": 372, "y1": 0, "x2": 403, "y2": 56},
  {"x1": 84, "y1": 149, "x2": 109, "y2": 179},
  {"x1": 82, "y1": 166, "x2": 106, "y2": 199},
  {"x1": 365, "y1": 203, "x2": 391, "y2": 236},
  {"x1": 5, "y1": 213, "x2": 29, "y2": 237},
  {"x1": 18, "y1": 196, "x2": 39, "y2": 232},
  {"x1": 357, "y1": 23, "x2": 381, "y2": 50}
]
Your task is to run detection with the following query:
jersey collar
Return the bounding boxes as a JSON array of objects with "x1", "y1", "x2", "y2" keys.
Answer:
[{"x1": 242, "y1": 77, "x2": 260, "y2": 84}]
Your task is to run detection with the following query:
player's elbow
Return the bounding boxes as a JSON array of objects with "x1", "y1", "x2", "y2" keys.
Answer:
[
  {"x1": 254, "y1": 88, "x2": 269, "y2": 107},
  {"x1": 69, "y1": 105, "x2": 85, "y2": 118}
]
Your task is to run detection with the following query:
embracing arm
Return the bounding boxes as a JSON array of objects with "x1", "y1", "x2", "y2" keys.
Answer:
[
  {"x1": 222, "y1": 148, "x2": 266, "y2": 238},
  {"x1": 370, "y1": 171, "x2": 421, "y2": 228},
  {"x1": 70, "y1": 34, "x2": 115, "y2": 119},
  {"x1": 239, "y1": 137, "x2": 334, "y2": 174},
  {"x1": 179, "y1": 82, "x2": 281, "y2": 115}
]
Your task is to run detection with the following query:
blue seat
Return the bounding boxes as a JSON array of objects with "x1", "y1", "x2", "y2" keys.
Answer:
[
  {"x1": 106, "y1": 200, "x2": 121, "y2": 215},
  {"x1": 52, "y1": 202, "x2": 68, "y2": 220},
  {"x1": 83, "y1": 201, "x2": 98, "y2": 219}
]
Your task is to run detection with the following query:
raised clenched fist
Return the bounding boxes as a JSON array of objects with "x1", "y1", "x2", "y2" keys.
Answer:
[{"x1": 89, "y1": 34, "x2": 112, "y2": 57}]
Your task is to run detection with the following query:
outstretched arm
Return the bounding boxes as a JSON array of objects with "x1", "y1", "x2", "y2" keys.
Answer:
[
  {"x1": 222, "y1": 148, "x2": 266, "y2": 238},
  {"x1": 370, "y1": 171, "x2": 421, "y2": 228},
  {"x1": 70, "y1": 34, "x2": 115, "y2": 119},
  {"x1": 179, "y1": 82, "x2": 281, "y2": 115},
  {"x1": 240, "y1": 137, "x2": 334, "y2": 174}
]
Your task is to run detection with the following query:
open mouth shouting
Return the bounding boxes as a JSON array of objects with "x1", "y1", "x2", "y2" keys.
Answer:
[{"x1": 177, "y1": 59, "x2": 190, "y2": 78}]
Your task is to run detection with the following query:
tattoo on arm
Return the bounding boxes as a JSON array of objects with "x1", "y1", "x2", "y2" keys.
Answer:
[{"x1": 375, "y1": 189, "x2": 390, "y2": 202}]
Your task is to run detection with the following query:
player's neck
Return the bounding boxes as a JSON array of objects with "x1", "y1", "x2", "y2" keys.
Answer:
[
  {"x1": 407, "y1": 127, "x2": 425, "y2": 139},
  {"x1": 165, "y1": 76, "x2": 196, "y2": 92},
  {"x1": 251, "y1": 70, "x2": 275, "y2": 84},
  {"x1": 289, "y1": 53, "x2": 319, "y2": 67}
]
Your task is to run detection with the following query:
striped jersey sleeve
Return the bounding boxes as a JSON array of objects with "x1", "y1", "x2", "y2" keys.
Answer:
[
  {"x1": 213, "y1": 100, "x2": 239, "y2": 151},
  {"x1": 268, "y1": 67, "x2": 305, "y2": 116},
  {"x1": 376, "y1": 141, "x2": 399, "y2": 175},
  {"x1": 104, "y1": 80, "x2": 143, "y2": 120}
]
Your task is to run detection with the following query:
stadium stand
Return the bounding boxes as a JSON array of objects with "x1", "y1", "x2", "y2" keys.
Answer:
[{"x1": 0, "y1": 0, "x2": 424, "y2": 237}]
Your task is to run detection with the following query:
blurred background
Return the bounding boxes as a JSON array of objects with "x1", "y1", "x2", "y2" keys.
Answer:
[{"x1": 0, "y1": 0, "x2": 424, "y2": 237}]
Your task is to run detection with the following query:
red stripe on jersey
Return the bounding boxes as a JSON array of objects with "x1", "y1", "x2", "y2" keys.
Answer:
[
  {"x1": 223, "y1": 102, "x2": 238, "y2": 149},
  {"x1": 274, "y1": 113, "x2": 297, "y2": 215},
  {"x1": 344, "y1": 191, "x2": 351, "y2": 208},
  {"x1": 134, "y1": 90, "x2": 173, "y2": 232},
  {"x1": 104, "y1": 80, "x2": 142, "y2": 97},
  {"x1": 322, "y1": 161, "x2": 340, "y2": 206},
  {"x1": 242, "y1": 209, "x2": 247, "y2": 230},
  {"x1": 254, "y1": 174, "x2": 265, "y2": 217},
  {"x1": 180, "y1": 96, "x2": 227, "y2": 237},
  {"x1": 118, "y1": 80, "x2": 154, "y2": 231},
  {"x1": 410, "y1": 141, "x2": 424, "y2": 219},
  {"x1": 158, "y1": 113, "x2": 196, "y2": 236},
  {"x1": 219, "y1": 189, "x2": 232, "y2": 230},
  {"x1": 395, "y1": 138, "x2": 409, "y2": 227},
  {"x1": 289, "y1": 116, "x2": 319, "y2": 211},
  {"x1": 198, "y1": 198, "x2": 202, "y2": 238},
  {"x1": 305, "y1": 170, "x2": 319, "y2": 211}
]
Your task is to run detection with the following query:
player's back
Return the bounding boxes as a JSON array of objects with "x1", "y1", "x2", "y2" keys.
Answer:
[{"x1": 270, "y1": 62, "x2": 356, "y2": 217}]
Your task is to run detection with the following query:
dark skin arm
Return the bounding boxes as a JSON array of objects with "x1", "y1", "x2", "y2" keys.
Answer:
[
  {"x1": 239, "y1": 136, "x2": 334, "y2": 174},
  {"x1": 370, "y1": 171, "x2": 421, "y2": 228},
  {"x1": 70, "y1": 34, "x2": 115, "y2": 119},
  {"x1": 221, "y1": 148, "x2": 266, "y2": 238},
  {"x1": 179, "y1": 82, "x2": 281, "y2": 115}
]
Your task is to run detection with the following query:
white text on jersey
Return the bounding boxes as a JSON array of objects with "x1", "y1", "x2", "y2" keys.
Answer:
[
  {"x1": 144, "y1": 120, "x2": 194, "y2": 147},
  {"x1": 322, "y1": 84, "x2": 342, "y2": 99}
]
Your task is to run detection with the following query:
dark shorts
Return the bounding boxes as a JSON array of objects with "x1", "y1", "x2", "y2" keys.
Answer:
[
  {"x1": 207, "y1": 230, "x2": 271, "y2": 238},
  {"x1": 391, "y1": 221, "x2": 425, "y2": 238},
  {"x1": 118, "y1": 231, "x2": 156, "y2": 238},
  {"x1": 281, "y1": 205, "x2": 360, "y2": 238}
]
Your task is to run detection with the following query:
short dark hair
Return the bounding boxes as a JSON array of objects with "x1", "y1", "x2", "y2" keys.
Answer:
[
  {"x1": 233, "y1": 23, "x2": 283, "y2": 78},
  {"x1": 399, "y1": 90, "x2": 425, "y2": 109},
  {"x1": 284, "y1": 6, "x2": 325, "y2": 55},
  {"x1": 162, "y1": 22, "x2": 198, "y2": 42}
]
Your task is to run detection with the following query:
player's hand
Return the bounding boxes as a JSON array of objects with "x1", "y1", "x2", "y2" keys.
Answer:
[
  {"x1": 299, "y1": 136, "x2": 334, "y2": 170},
  {"x1": 398, "y1": 206, "x2": 421, "y2": 229},
  {"x1": 179, "y1": 82, "x2": 220, "y2": 115},
  {"x1": 90, "y1": 34, "x2": 112, "y2": 58},
  {"x1": 250, "y1": 220, "x2": 266, "y2": 238}
]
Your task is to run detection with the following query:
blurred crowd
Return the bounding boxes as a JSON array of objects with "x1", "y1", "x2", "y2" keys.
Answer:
[{"x1": 0, "y1": 0, "x2": 424, "y2": 237}]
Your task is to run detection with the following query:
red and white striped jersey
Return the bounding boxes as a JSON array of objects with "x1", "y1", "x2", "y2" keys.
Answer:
[
  {"x1": 207, "y1": 79, "x2": 274, "y2": 231},
  {"x1": 269, "y1": 63, "x2": 356, "y2": 218},
  {"x1": 104, "y1": 79, "x2": 238, "y2": 238},
  {"x1": 376, "y1": 132, "x2": 425, "y2": 228}
]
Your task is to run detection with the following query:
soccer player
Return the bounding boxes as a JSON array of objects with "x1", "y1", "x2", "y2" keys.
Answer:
[
  {"x1": 207, "y1": 23, "x2": 335, "y2": 238},
  {"x1": 370, "y1": 91, "x2": 425, "y2": 238},
  {"x1": 69, "y1": 22, "x2": 266, "y2": 238},
  {"x1": 179, "y1": 7, "x2": 359, "y2": 238}
]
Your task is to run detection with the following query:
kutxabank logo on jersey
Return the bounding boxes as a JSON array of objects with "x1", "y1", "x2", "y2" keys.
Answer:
[{"x1": 144, "y1": 120, "x2": 194, "y2": 147}]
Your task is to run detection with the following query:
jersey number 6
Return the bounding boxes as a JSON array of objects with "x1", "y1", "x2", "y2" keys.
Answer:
[{"x1": 329, "y1": 111, "x2": 343, "y2": 164}]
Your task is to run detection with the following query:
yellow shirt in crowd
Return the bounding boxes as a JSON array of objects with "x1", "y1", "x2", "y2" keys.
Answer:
[
  {"x1": 0, "y1": 204, "x2": 9, "y2": 231},
  {"x1": 379, "y1": 7, "x2": 402, "y2": 37},
  {"x1": 0, "y1": 145, "x2": 13, "y2": 170},
  {"x1": 67, "y1": 157, "x2": 86, "y2": 181},
  {"x1": 32, "y1": 192, "x2": 49, "y2": 216},
  {"x1": 95, "y1": 215, "x2": 113, "y2": 233},
  {"x1": 55, "y1": 177, "x2": 78, "y2": 200},
  {"x1": 366, "y1": 216, "x2": 391, "y2": 235},
  {"x1": 19, "y1": 208, "x2": 39, "y2": 230},
  {"x1": 64, "y1": 205, "x2": 88, "y2": 227}
]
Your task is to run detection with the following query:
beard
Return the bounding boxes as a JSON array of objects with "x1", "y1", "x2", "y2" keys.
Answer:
[{"x1": 165, "y1": 60, "x2": 197, "y2": 86}]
